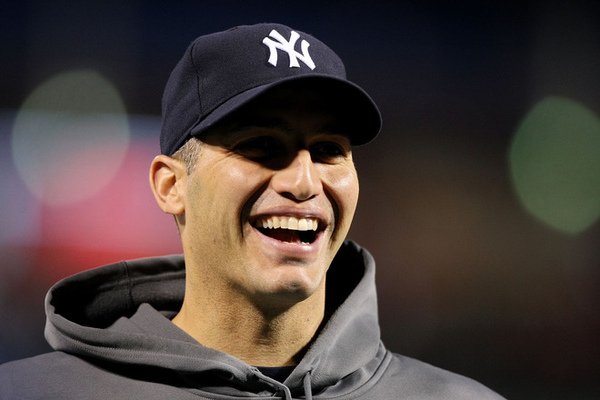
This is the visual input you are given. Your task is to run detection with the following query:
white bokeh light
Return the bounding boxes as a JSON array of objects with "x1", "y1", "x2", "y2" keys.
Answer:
[{"x1": 11, "y1": 70, "x2": 130, "y2": 206}]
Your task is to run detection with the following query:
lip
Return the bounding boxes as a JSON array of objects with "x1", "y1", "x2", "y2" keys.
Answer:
[
  {"x1": 246, "y1": 207, "x2": 331, "y2": 260},
  {"x1": 249, "y1": 224, "x2": 326, "y2": 261}
]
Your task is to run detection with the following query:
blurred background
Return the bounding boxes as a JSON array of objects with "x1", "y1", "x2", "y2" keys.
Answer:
[{"x1": 1, "y1": 1, "x2": 599, "y2": 398}]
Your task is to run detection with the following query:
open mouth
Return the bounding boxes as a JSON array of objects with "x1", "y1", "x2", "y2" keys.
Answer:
[{"x1": 252, "y1": 216, "x2": 322, "y2": 245}]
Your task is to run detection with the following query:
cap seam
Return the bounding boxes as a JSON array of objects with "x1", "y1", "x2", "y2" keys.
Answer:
[{"x1": 189, "y1": 40, "x2": 204, "y2": 116}]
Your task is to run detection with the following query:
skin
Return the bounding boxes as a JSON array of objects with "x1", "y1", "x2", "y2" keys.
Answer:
[{"x1": 149, "y1": 92, "x2": 359, "y2": 367}]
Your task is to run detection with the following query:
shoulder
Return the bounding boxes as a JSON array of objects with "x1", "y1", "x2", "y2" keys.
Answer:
[
  {"x1": 1, "y1": 352, "x2": 90, "y2": 399},
  {"x1": 0, "y1": 352, "x2": 147, "y2": 399},
  {"x1": 370, "y1": 352, "x2": 506, "y2": 399},
  {"x1": 0, "y1": 352, "x2": 192, "y2": 400},
  {"x1": 1, "y1": 351, "x2": 80, "y2": 377}
]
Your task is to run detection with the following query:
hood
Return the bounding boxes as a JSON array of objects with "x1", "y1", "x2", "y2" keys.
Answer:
[{"x1": 44, "y1": 240, "x2": 386, "y2": 398}]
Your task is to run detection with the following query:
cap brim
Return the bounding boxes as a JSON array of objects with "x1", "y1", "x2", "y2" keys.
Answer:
[{"x1": 189, "y1": 74, "x2": 382, "y2": 146}]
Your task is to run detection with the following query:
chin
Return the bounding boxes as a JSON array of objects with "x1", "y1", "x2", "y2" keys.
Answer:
[
  {"x1": 272, "y1": 274, "x2": 318, "y2": 296},
  {"x1": 253, "y1": 273, "x2": 324, "y2": 310},
  {"x1": 279, "y1": 280, "x2": 316, "y2": 298}
]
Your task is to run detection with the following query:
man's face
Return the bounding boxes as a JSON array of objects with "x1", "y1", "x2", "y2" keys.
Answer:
[{"x1": 179, "y1": 92, "x2": 359, "y2": 307}]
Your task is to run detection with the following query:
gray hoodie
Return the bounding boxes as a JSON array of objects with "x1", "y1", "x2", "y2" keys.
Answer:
[{"x1": 0, "y1": 241, "x2": 505, "y2": 399}]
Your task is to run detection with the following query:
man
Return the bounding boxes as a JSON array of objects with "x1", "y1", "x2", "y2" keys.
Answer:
[{"x1": 1, "y1": 23, "x2": 504, "y2": 399}]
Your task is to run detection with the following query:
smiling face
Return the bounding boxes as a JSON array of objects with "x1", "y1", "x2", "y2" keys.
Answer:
[{"x1": 177, "y1": 89, "x2": 360, "y2": 309}]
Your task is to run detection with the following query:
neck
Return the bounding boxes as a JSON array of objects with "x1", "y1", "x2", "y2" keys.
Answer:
[{"x1": 172, "y1": 280, "x2": 326, "y2": 367}]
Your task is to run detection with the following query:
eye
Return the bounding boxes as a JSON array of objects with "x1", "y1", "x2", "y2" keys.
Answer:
[
  {"x1": 232, "y1": 136, "x2": 285, "y2": 160},
  {"x1": 310, "y1": 141, "x2": 348, "y2": 162}
]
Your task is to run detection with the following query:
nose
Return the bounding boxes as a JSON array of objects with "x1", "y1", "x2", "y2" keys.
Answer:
[{"x1": 271, "y1": 149, "x2": 322, "y2": 201}]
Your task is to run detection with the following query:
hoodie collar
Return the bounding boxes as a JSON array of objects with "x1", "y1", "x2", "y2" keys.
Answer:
[{"x1": 44, "y1": 240, "x2": 384, "y2": 397}]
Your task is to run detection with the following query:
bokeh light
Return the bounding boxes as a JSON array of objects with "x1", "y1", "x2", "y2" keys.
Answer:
[
  {"x1": 11, "y1": 70, "x2": 130, "y2": 206},
  {"x1": 0, "y1": 113, "x2": 41, "y2": 246},
  {"x1": 509, "y1": 96, "x2": 600, "y2": 234}
]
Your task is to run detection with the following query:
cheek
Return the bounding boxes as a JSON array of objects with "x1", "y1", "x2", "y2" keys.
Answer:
[
  {"x1": 322, "y1": 165, "x2": 360, "y2": 218},
  {"x1": 336, "y1": 168, "x2": 359, "y2": 197},
  {"x1": 209, "y1": 165, "x2": 252, "y2": 197},
  {"x1": 202, "y1": 162, "x2": 268, "y2": 220}
]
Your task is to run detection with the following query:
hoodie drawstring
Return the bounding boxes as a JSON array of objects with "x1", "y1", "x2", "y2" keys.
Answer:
[
  {"x1": 302, "y1": 370, "x2": 313, "y2": 400},
  {"x1": 252, "y1": 369, "x2": 292, "y2": 400},
  {"x1": 280, "y1": 385, "x2": 293, "y2": 400},
  {"x1": 252, "y1": 367, "x2": 313, "y2": 400}
]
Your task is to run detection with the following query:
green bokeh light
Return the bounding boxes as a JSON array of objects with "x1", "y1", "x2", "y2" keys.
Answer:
[{"x1": 509, "y1": 96, "x2": 600, "y2": 234}]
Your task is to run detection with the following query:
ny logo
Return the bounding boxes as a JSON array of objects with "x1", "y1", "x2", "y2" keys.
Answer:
[{"x1": 262, "y1": 29, "x2": 316, "y2": 70}]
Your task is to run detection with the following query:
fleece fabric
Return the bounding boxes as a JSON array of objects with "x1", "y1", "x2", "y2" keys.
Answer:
[{"x1": 0, "y1": 241, "x2": 505, "y2": 399}]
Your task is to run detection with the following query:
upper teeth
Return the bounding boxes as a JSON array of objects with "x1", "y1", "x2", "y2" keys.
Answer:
[{"x1": 258, "y1": 216, "x2": 318, "y2": 231}]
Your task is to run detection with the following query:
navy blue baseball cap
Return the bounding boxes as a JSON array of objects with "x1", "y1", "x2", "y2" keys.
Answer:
[{"x1": 160, "y1": 23, "x2": 382, "y2": 155}]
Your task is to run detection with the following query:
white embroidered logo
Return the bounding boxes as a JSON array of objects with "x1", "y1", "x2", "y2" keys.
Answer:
[{"x1": 262, "y1": 29, "x2": 316, "y2": 70}]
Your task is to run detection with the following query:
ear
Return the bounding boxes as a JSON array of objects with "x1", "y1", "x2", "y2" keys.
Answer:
[{"x1": 149, "y1": 155, "x2": 187, "y2": 215}]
